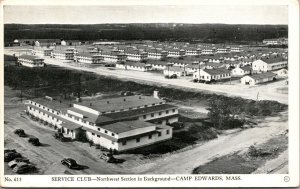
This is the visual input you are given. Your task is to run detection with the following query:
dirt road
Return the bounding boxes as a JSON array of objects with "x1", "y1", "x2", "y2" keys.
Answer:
[
  {"x1": 5, "y1": 49, "x2": 288, "y2": 104},
  {"x1": 130, "y1": 111, "x2": 288, "y2": 174}
]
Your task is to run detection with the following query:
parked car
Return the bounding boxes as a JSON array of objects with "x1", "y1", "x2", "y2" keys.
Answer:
[
  {"x1": 100, "y1": 153, "x2": 118, "y2": 163},
  {"x1": 8, "y1": 157, "x2": 30, "y2": 168},
  {"x1": 61, "y1": 158, "x2": 80, "y2": 169},
  {"x1": 12, "y1": 162, "x2": 35, "y2": 174},
  {"x1": 4, "y1": 148, "x2": 16, "y2": 154},
  {"x1": 14, "y1": 129, "x2": 26, "y2": 137},
  {"x1": 53, "y1": 132, "x2": 68, "y2": 142},
  {"x1": 4, "y1": 151, "x2": 22, "y2": 162},
  {"x1": 28, "y1": 137, "x2": 40, "y2": 146}
]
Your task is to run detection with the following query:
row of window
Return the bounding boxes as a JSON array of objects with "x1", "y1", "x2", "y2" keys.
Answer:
[
  {"x1": 29, "y1": 107, "x2": 59, "y2": 121},
  {"x1": 30, "y1": 101, "x2": 59, "y2": 115},
  {"x1": 142, "y1": 109, "x2": 176, "y2": 119}
]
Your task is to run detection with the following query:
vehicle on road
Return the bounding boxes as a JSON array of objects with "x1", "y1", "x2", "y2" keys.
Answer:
[
  {"x1": 14, "y1": 129, "x2": 27, "y2": 137},
  {"x1": 8, "y1": 157, "x2": 30, "y2": 168},
  {"x1": 99, "y1": 153, "x2": 119, "y2": 163},
  {"x1": 61, "y1": 158, "x2": 80, "y2": 169},
  {"x1": 12, "y1": 162, "x2": 35, "y2": 174},
  {"x1": 4, "y1": 151, "x2": 22, "y2": 162},
  {"x1": 4, "y1": 148, "x2": 16, "y2": 154},
  {"x1": 28, "y1": 137, "x2": 40, "y2": 146}
]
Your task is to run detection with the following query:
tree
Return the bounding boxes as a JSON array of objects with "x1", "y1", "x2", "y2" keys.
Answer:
[{"x1": 207, "y1": 99, "x2": 244, "y2": 129}]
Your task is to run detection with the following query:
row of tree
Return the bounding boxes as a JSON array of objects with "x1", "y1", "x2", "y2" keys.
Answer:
[{"x1": 5, "y1": 24, "x2": 288, "y2": 43}]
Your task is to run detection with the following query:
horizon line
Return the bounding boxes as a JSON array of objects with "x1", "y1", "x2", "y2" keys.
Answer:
[{"x1": 4, "y1": 22, "x2": 288, "y2": 26}]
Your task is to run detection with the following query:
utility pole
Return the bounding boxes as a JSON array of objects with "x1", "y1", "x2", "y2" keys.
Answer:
[
  {"x1": 20, "y1": 71, "x2": 23, "y2": 102},
  {"x1": 77, "y1": 74, "x2": 81, "y2": 99},
  {"x1": 198, "y1": 62, "x2": 201, "y2": 83}
]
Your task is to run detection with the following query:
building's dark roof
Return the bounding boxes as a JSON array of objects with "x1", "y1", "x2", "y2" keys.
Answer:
[
  {"x1": 247, "y1": 72, "x2": 277, "y2": 80},
  {"x1": 101, "y1": 120, "x2": 155, "y2": 134},
  {"x1": 31, "y1": 97, "x2": 72, "y2": 112},
  {"x1": 240, "y1": 66, "x2": 252, "y2": 71},
  {"x1": 145, "y1": 48, "x2": 167, "y2": 54},
  {"x1": 203, "y1": 68, "x2": 231, "y2": 76},
  {"x1": 19, "y1": 54, "x2": 43, "y2": 60},
  {"x1": 260, "y1": 56, "x2": 287, "y2": 64},
  {"x1": 105, "y1": 104, "x2": 177, "y2": 121}
]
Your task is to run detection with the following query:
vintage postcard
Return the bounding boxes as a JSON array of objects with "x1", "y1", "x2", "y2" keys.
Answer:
[{"x1": 0, "y1": 0, "x2": 299, "y2": 187}]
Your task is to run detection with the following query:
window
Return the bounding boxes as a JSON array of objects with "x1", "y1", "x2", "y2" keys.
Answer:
[
  {"x1": 136, "y1": 138, "x2": 140, "y2": 143},
  {"x1": 148, "y1": 135, "x2": 152, "y2": 139},
  {"x1": 112, "y1": 133, "x2": 115, "y2": 136},
  {"x1": 166, "y1": 110, "x2": 169, "y2": 114},
  {"x1": 143, "y1": 115, "x2": 147, "y2": 119},
  {"x1": 92, "y1": 133, "x2": 95, "y2": 136},
  {"x1": 112, "y1": 141, "x2": 115, "y2": 145},
  {"x1": 105, "y1": 130, "x2": 108, "y2": 134},
  {"x1": 159, "y1": 112, "x2": 162, "y2": 116},
  {"x1": 151, "y1": 113, "x2": 154, "y2": 117},
  {"x1": 122, "y1": 141, "x2": 127, "y2": 145},
  {"x1": 158, "y1": 132, "x2": 161, "y2": 137},
  {"x1": 173, "y1": 109, "x2": 176, "y2": 113},
  {"x1": 166, "y1": 130, "x2": 170, "y2": 135},
  {"x1": 29, "y1": 107, "x2": 32, "y2": 110}
]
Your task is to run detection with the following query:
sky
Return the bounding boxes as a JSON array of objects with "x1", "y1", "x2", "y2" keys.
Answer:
[{"x1": 4, "y1": 5, "x2": 288, "y2": 25}]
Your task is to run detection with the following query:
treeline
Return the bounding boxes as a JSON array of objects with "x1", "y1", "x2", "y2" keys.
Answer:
[
  {"x1": 4, "y1": 64, "x2": 287, "y2": 118},
  {"x1": 5, "y1": 23, "x2": 288, "y2": 44}
]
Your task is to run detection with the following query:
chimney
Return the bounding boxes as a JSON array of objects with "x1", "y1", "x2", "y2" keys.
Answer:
[{"x1": 153, "y1": 90, "x2": 159, "y2": 99}]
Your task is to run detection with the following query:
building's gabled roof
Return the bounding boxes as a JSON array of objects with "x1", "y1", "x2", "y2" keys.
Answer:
[
  {"x1": 121, "y1": 62, "x2": 152, "y2": 68},
  {"x1": 146, "y1": 60, "x2": 170, "y2": 66},
  {"x1": 19, "y1": 54, "x2": 44, "y2": 60},
  {"x1": 145, "y1": 48, "x2": 167, "y2": 54},
  {"x1": 100, "y1": 120, "x2": 155, "y2": 134},
  {"x1": 125, "y1": 49, "x2": 147, "y2": 55},
  {"x1": 246, "y1": 72, "x2": 277, "y2": 80},
  {"x1": 202, "y1": 68, "x2": 231, "y2": 76},
  {"x1": 164, "y1": 66, "x2": 185, "y2": 72},
  {"x1": 76, "y1": 95, "x2": 164, "y2": 113},
  {"x1": 239, "y1": 66, "x2": 252, "y2": 71},
  {"x1": 105, "y1": 104, "x2": 177, "y2": 121}
]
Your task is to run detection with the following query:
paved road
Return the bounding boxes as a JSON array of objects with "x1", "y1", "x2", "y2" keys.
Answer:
[
  {"x1": 4, "y1": 104, "x2": 126, "y2": 175},
  {"x1": 5, "y1": 49, "x2": 288, "y2": 104}
]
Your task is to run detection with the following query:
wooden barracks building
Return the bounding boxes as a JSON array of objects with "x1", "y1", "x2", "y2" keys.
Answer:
[{"x1": 26, "y1": 91, "x2": 177, "y2": 152}]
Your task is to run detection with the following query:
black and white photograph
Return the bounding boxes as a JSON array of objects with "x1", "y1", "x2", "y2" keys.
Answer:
[{"x1": 1, "y1": 0, "x2": 299, "y2": 187}]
